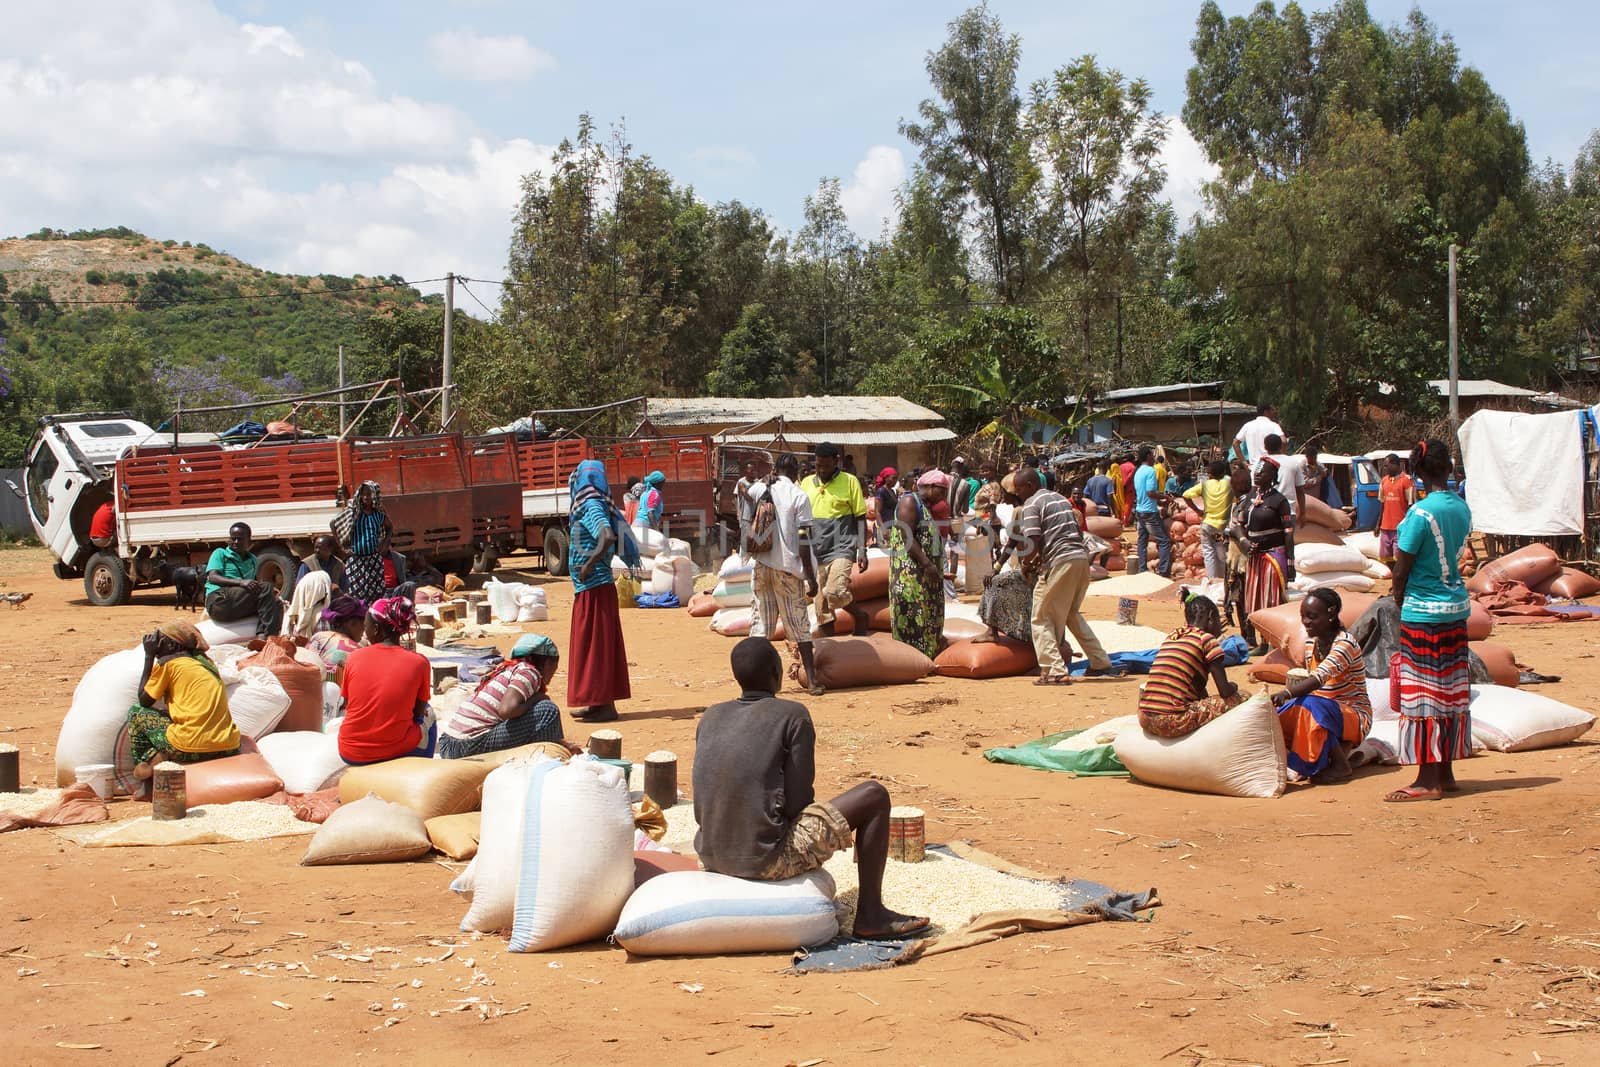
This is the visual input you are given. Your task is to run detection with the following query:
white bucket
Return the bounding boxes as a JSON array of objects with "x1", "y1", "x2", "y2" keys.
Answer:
[{"x1": 74, "y1": 763, "x2": 115, "y2": 800}]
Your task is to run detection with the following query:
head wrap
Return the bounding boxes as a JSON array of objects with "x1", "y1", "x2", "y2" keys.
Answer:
[
  {"x1": 512, "y1": 633, "x2": 558, "y2": 659},
  {"x1": 569, "y1": 459, "x2": 642, "y2": 569},
  {"x1": 644, "y1": 470, "x2": 666, "y2": 489},
  {"x1": 367, "y1": 596, "x2": 416, "y2": 634},
  {"x1": 874, "y1": 467, "x2": 897, "y2": 489},
  {"x1": 156, "y1": 619, "x2": 208, "y2": 652},
  {"x1": 321, "y1": 594, "x2": 367, "y2": 627},
  {"x1": 333, "y1": 480, "x2": 385, "y2": 548},
  {"x1": 918, "y1": 469, "x2": 952, "y2": 489}
]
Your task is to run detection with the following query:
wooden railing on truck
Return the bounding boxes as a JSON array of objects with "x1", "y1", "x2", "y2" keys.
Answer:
[
  {"x1": 515, "y1": 437, "x2": 591, "y2": 492},
  {"x1": 465, "y1": 434, "x2": 526, "y2": 547},
  {"x1": 592, "y1": 435, "x2": 717, "y2": 532},
  {"x1": 118, "y1": 441, "x2": 348, "y2": 512}
]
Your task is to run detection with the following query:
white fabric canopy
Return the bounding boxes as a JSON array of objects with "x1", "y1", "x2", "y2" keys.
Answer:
[{"x1": 1457, "y1": 409, "x2": 1585, "y2": 536}]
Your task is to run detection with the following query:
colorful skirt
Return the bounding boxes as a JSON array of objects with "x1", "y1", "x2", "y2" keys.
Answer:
[
  {"x1": 978, "y1": 568, "x2": 1034, "y2": 644},
  {"x1": 1278, "y1": 695, "x2": 1362, "y2": 777},
  {"x1": 1139, "y1": 691, "x2": 1245, "y2": 739},
  {"x1": 1396, "y1": 620, "x2": 1472, "y2": 763},
  {"x1": 123, "y1": 706, "x2": 239, "y2": 768},
  {"x1": 568, "y1": 584, "x2": 631, "y2": 707},
  {"x1": 1244, "y1": 546, "x2": 1287, "y2": 616}
]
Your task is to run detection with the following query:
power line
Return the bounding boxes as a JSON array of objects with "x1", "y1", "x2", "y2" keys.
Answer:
[
  {"x1": 0, "y1": 275, "x2": 447, "y2": 309},
  {"x1": 454, "y1": 277, "x2": 499, "y2": 320}
]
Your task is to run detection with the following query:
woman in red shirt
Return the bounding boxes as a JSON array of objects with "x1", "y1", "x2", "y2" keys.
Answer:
[{"x1": 337, "y1": 597, "x2": 435, "y2": 764}]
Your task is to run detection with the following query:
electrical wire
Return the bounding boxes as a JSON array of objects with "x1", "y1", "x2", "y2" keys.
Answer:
[{"x1": 454, "y1": 277, "x2": 500, "y2": 320}]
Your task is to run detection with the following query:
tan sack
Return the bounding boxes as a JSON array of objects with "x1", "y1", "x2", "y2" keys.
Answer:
[
  {"x1": 848, "y1": 556, "x2": 892, "y2": 601},
  {"x1": 301, "y1": 793, "x2": 432, "y2": 865},
  {"x1": 935, "y1": 636, "x2": 1038, "y2": 679},
  {"x1": 1114, "y1": 693, "x2": 1287, "y2": 798},
  {"x1": 426, "y1": 811, "x2": 482, "y2": 860},
  {"x1": 338, "y1": 757, "x2": 493, "y2": 819},
  {"x1": 813, "y1": 635, "x2": 935, "y2": 690}
]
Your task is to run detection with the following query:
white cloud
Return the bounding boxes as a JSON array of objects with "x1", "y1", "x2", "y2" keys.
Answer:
[
  {"x1": 0, "y1": 1, "x2": 558, "y2": 302},
  {"x1": 1160, "y1": 121, "x2": 1220, "y2": 229},
  {"x1": 426, "y1": 29, "x2": 555, "y2": 83},
  {"x1": 839, "y1": 145, "x2": 906, "y2": 239}
]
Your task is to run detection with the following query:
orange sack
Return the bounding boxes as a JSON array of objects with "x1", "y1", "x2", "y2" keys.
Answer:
[
  {"x1": 1466, "y1": 544, "x2": 1561, "y2": 596},
  {"x1": 934, "y1": 636, "x2": 1038, "y2": 680}
]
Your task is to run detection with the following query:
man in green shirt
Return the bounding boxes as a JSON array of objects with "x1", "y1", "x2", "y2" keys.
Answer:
[
  {"x1": 799, "y1": 442, "x2": 868, "y2": 636},
  {"x1": 204, "y1": 522, "x2": 284, "y2": 637}
]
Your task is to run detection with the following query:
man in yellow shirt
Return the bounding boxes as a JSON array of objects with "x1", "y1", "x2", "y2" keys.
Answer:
[
  {"x1": 800, "y1": 442, "x2": 869, "y2": 636},
  {"x1": 1179, "y1": 458, "x2": 1234, "y2": 580},
  {"x1": 126, "y1": 620, "x2": 240, "y2": 781}
]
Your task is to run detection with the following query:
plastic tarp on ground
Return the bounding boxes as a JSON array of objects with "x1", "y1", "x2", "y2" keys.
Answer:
[
  {"x1": 1458, "y1": 409, "x2": 1585, "y2": 536},
  {"x1": 983, "y1": 730, "x2": 1130, "y2": 776}
]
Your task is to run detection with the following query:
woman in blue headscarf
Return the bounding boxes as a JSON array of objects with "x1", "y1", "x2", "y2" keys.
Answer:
[
  {"x1": 639, "y1": 470, "x2": 667, "y2": 529},
  {"x1": 566, "y1": 460, "x2": 639, "y2": 723}
]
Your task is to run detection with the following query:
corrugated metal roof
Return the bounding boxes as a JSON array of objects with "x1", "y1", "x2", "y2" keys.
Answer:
[
  {"x1": 1425, "y1": 379, "x2": 1583, "y2": 407},
  {"x1": 645, "y1": 396, "x2": 945, "y2": 426},
  {"x1": 1064, "y1": 381, "x2": 1227, "y2": 405},
  {"x1": 1117, "y1": 400, "x2": 1256, "y2": 418},
  {"x1": 712, "y1": 428, "x2": 957, "y2": 446}
]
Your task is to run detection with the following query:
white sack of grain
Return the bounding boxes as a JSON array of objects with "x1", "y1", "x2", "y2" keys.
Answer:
[
  {"x1": 198, "y1": 615, "x2": 258, "y2": 647},
  {"x1": 256, "y1": 730, "x2": 347, "y2": 794},
  {"x1": 1115, "y1": 693, "x2": 1287, "y2": 798},
  {"x1": 1469, "y1": 686, "x2": 1596, "y2": 752},
  {"x1": 1289, "y1": 571, "x2": 1376, "y2": 593},
  {"x1": 612, "y1": 869, "x2": 838, "y2": 956},
  {"x1": 1294, "y1": 543, "x2": 1370, "y2": 575},
  {"x1": 1343, "y1": 530, "x2": 1382, "y2": 560},
  {"x1": 509, "y1": 757, "x2": 636, "y2": 952},
  {"x1": 221, "y1": 664, "x2": 292, "y2": 740},
  {"x1": 55, "y1": 648, "x2": 146, "y2": 787},
  {"x1": 1364, "y1": 558, "x2": 1392, "y2": 579},
  {"x1": 454, "y1": 752, "x2": 561, "y2": 933}
]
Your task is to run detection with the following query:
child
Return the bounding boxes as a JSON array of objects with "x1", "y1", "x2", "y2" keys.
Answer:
[
  {"x1": 1137, "y1": 592, "x2": 1243, "y2": 738},
  {"x1": 692, "y1": 638, "x2": 930, "y2": 940},
  {"x1": 1377, "y1": 454, "x2": 1413, "y2": 564}
]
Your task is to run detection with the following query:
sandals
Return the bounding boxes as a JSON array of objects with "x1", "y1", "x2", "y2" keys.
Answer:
[
  {"x1": 1383, "y1": 785, "x2": 1441, "y2": 803},
  {"x1": 1033, "y1": 673, "x2": 1073, "y2": 686}
]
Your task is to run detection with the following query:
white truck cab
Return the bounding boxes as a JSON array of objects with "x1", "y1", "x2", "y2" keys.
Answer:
[{"x1": 22, "y1": 414, "x2": 158, "y2": 576}]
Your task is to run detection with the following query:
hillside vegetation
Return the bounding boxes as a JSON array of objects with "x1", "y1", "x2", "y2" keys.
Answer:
[{"x1": 0, "y1": 227, "x2": 433, "y2": 464}]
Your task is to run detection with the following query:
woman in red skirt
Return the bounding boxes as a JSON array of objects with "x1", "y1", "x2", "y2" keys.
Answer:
[{"x1": 566, "y1": 460, "x2": 641, "y2": 723}]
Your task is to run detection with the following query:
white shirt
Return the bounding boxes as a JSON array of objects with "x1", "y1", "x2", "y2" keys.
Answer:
[
  {"x1": 747, "y1": 477, "x2": 813, "y2": 577},
  {"x1": 1254, "y1": 453, "x2": 1308, "y2": 516},
  {"x1": 1236, "y1": 415, "x2": 1284, "y2": 467}
]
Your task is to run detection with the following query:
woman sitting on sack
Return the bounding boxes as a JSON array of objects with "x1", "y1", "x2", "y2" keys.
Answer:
[
  {"x1": 438, "y1": 633, "x2": 580, "y2": 759},
  {"x1": 1137, "y1": 592, "x2": 1244, "y2": 738},
  {"x1": 306, "y1": 594, "x2": 367, "y2": 682},
  {"x1": 337, "y1": 597, "x2": 436, "y2": 764},
  {"x1": 126, "y1": 621, "x2": 240, "y2": 782},
  {"x1": 1271, "y1": 587, "x2": 1371, "y2": 783}
]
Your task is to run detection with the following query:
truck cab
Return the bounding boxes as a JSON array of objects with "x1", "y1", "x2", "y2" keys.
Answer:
[{"x1": 22, "y1": 414, "x2": 158, "y2": 576}]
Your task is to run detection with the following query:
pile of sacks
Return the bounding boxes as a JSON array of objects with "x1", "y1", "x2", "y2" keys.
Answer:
[
  {"x1": 484, "y1": 579, "x2": 549, "y2": 623},
  {"x1": 1292, "y1": 542, "x2": 1389, "y2": 594},
  {"x1": 439, "y1": 751, "x2": 838, "y2": 956},
  {"x1": 1465, "y1": 543, "x2": 1600, "y2": 602}
]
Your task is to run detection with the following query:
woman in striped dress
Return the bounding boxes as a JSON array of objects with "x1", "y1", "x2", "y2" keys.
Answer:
[
  {"x1": 1272, "y1": 588, "x2": 1371, "y2": 782},
  {"x1": 333, "y1": 481, "x2": 391, "y2": 605},
  {"x1": 1238, "y1": 459, "x2": 1296, "y2": 653},
  {"x1": 1386, "y1": 439, "x2": 1473, "y2": 801}
]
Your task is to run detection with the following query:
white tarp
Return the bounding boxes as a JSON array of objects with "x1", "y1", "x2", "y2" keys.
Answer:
[{"x1": 1457, "y1": 409, "x2": 1584, "y2": 536}]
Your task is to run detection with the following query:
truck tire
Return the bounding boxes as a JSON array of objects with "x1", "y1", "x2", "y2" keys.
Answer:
[
  {"x1": 83, "y1": 552, "x2": 131, "y2": 607},
  {"x1": 543, "y1": 525, "x2": 570, "y2": 577},
  {"x1": 254, "y1": 547, "x2": 298, "y2": 600}
]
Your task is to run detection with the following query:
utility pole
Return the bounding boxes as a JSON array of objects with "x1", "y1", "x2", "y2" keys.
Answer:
[
  {"x1": 1447, "y1": 244, "x2": 1459, "y2": 430},
  {"x1": 441, "y1": 273, "x2": 455, "y2": 430},
  {"x1": 337, "y1": 344, "x2": 346, "y2": 435}
]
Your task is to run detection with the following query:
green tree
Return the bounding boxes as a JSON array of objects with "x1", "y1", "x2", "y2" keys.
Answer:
[
  {"x1": 706, "y1": 304, "x2": 791, "y2": 397},
  {"x1": 901, "y1": 4, "x2": 1039, "y2": 303}
]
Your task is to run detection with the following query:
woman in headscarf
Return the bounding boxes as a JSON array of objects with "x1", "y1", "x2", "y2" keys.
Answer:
[
  {"x1": 976, "y1": 471, "x2": 1036, "y2": 644},
  {"x1": 333, "y1": 480, "x2": 391, "y2": 605},
  {"x1": 282, "y1": 569, "x2": 333, "y2": 641},
  {"x1": 307, "y1": 594, "x2": 367, "y2": 681},
  {"x1": 337, "y1": 596, "x2": 435, "y2": 763},
  {"x1": 1239, "y1": 457, "x2": 1295, "y2": 653},
  {"x1": 125, "y1": 620, "x2": 240, "y2": 780},
  {"x1": 888, "y1": 470, "x2": 947, "y2": 659},
  {"x1": 871, "y1": 467, "x2": 898, "y2": 546},
  {"x1": 638, "y1": 470, "x2": 667, "y2": 530},
  {"x1": 567, "y1": 459, "x2": 640, "y2": 723},
  {"x1": 438, "y1": 633, "x2": 579, "y2": 758}
]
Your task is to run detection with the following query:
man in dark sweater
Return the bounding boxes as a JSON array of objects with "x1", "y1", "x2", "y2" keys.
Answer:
[{"x1": 692, "y1": 639, "x2": 929, "y2": 941}]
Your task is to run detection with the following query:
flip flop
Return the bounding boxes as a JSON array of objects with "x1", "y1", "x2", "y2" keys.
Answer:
[
  {"x1": 1032, "y1": 674, "x2": 1073, "y2": 686},
  {"x1": 1383, "y1": 786, "x2": 1442, "y2": 803},
  {"x1": 853, "y1": 915, "x2": 932, "y2": 941}
]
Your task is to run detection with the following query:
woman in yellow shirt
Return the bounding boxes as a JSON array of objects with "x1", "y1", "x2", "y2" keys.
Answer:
[{"x1": 126, "y1": 620, "x2": 240, "y2": 779}]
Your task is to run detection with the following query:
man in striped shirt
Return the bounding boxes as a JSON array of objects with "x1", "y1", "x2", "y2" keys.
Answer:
[{"x1": 1009, "y1": 468, "x2": 1123, "y2": 684}]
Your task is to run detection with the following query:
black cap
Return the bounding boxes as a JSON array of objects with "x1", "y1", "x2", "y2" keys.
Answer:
[{"x1": 814, "y1": 442, "x2": 841, "y2": 458}]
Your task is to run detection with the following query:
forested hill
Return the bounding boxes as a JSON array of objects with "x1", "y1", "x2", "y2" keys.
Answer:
[{"x1": 0, "y1": 227, "x2": 434, "y2": 464}]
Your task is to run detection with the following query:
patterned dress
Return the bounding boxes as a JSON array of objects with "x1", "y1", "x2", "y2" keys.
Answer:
[{"x1": 887, "y1": 493, "x2": 944, "y2": 659}]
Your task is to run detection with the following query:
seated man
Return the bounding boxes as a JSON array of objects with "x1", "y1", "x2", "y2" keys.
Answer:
[
  {"x1": 205, "y1": 522, "x2": 284, "y2": 637},
  {"x1": 298, "y1": 533, "x2": 347, "y2": 591},
  {"x1": 692, "y1": 638, "x2": 929, "y2": 941}
]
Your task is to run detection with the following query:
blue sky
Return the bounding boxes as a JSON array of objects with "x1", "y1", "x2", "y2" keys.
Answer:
[{"x1": 3, "y1": 1, "x2": 1594, "y2": 295}]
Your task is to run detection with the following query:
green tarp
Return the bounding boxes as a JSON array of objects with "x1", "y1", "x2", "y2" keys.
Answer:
[{"x1": 983, "y1": 730, "x2": 1130, "y2": 777}]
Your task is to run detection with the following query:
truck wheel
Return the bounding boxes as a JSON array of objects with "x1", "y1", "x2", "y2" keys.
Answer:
[
  {"x1": 255, "y1": 547, "x2": 298, "y2": 600},
  {"x1": 83, "y1": 552, "x2": 131, "y2": 607},
  {"x1": 543, "y1": 526, "x2": 570, "y2": 577}
]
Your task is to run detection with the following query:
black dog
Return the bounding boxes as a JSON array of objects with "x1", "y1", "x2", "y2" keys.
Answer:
[{"x1": 170, "y1": 566, "x2": 202, "y2": 612}]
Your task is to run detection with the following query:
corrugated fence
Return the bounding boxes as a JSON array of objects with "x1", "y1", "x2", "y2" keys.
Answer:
[{"x1": 0, "y1": 468, "x2": 33, "y2": 535}]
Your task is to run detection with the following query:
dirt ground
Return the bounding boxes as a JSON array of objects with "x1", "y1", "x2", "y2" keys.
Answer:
[{"x1": 2, "y1": 545, "x2": 1598, "y2": 1066}]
